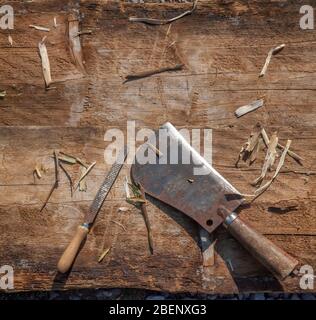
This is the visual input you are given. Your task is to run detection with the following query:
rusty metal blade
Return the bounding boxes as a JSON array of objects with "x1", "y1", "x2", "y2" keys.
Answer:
[
  {"x1": 85, "y1": 146, "x2": 128, "y2": 225},
  {"x1": 131, "y1": 123, "x2": 244, "y2": 233}
]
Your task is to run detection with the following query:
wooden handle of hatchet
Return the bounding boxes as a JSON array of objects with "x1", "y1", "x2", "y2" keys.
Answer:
[
  {"x1": 224, "y1": 213, "x2": 298, "y2": 279},
  {"x1": 57, "y1": 224, "x2": 89, "y2": 273}
]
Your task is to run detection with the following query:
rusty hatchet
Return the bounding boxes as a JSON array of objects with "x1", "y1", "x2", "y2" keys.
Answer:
[{"x1": 131, "y1": 122, "x2": 298, "y2": 279}]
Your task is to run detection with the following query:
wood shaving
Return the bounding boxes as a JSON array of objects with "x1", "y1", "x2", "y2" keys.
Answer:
[
  {"x1": 253, "y1": 140, "x2": 292, "y2": 199},
  {"x1": 98, "y1": 247, "x2": 110, "y2": 263},
  {"x1": 8, "y1": 35, "x2": 13, "y2": 46},
  {"x1": 0, "y1": 91, "x2": 6, "y2": 98},
  {"x1": 40, "y1": 151, "x2": 59, "y2": 212},
  {"x1": 79, "y1": 166, "x2": 87, "y2": 192},
  {"x1": 53, "y1": 17, "x2": 57, "y2": 28},
  {"x1": 38, "y1": 38, "x2": 52, "y2": 87},
  {"x1": 129, "y1": 0, "x2": 198, "y2": 25},
  {"x1": 58, "y1": 154, "x2": 77, "y2": 164},
  {"x1": 261, "y1": 128, "x2": 303, "y2": 164},
  {"x1": 118, "y1": 207, "x2": 130, "y2": 212},
  {"x1": 259, "y1": 44, "x2": 285, "y2": 77},
  {"x1": 252, "y1": 132, "x2": 278, "y2": 186},
  {"x1": 34, "y1": 166, "x2": 42, "y2": 179},
  {"x1": 147, "y1": 142, "x2": 163, "y2": 157},
  {"x1": 124, "y1": 64, "x2": 184, "y2": 83},
  {"x1": 29, "y1": 24, "x2": 50, "y2": 32},
  {"x1": 235, "y1": 123, "x2": 262, "y2": 167},
  {"x1": 111, "y1": 220, "x2": 127, "y2": 231},
  {"x1": 139, "y1": 184, "x2": 154, "y2": 254},
  {"x1": 68, "y1": 13, "x2": 85, "y2": 73},
  {"x1": 187, "y1": 179, "x2": 194, "y2": 183},
  {"x1": 74, "y1": 161, "x2": 96, "y2": 191},
  {"x1": 235, "y1": 99, "x2": 264, "y2": 118}
]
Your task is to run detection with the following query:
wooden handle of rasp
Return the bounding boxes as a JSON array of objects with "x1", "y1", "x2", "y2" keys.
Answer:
[
  {"x1": 57, "y1": 225, "x2": 89, "y2": 273},
  {"x1": 225, "y1": 213, "x2": 298, "y2": 279}
]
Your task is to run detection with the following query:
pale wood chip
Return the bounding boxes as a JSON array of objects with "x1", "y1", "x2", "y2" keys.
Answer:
[
  {"x1": 53, "y1": 17, "x2": 57, "y2": 28},
  {"x1": 129, "y1": 0, "x2": 198, "y2": 25},
  {"x1": 34, "y1": 166, "x2": 42, "y2": 179},
  {"x1": 74, "y1": 161, "x2": 96, "y2": 191},
  {"x1": 8, "y1": 35, "x2": 13, "y2": 46},
  {"x1": 0, "y1": 91, "x2": 6, "y2": 98},
  {"x1": 261, "y1": 128, "x2": 303, "y2": 164},
  {"x1": 58, "y1": 154, "x2": 77, "y2": 164},
  {"x1": 235, "y1": 123, "x2": 262, "y2": 167},
  {"x1": 79, "y1": 166, "x2": 87, "y2": 192},
  {"x1": 254, "y1": 140, "x2": 292, "y2": 197},
  {"x1": 38, "y1": 39, "x2": 52, "y2": 87},
  {"x1": 29, "y1": 24, "x2": 50, "y2": 32},
  {"x1": 259, "y1": 44, "x2": 285, "y2": 77},
  {"x1": 118, "y1": 207, "x2": 130, "y2": 212},
  {"x1": 249, "y1": 137, "x2": 263, "y2": 165},
  {"x1": 235, "y1": 99, "x2": 264, "y2": 118},
  {"x1": 98, "y1": 247, "x2": 110, "y2": 263},
  {"x1": 252, "y1": 132, "x2": 278, "y2": 186},
  {"x1": 68, "y1": 13, "x2": 85, "y2": 73}
]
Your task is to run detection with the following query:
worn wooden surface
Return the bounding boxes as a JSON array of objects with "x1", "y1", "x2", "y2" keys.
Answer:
[{"x1": 0, "y1": 0, "x2": 315, "y2": 293}]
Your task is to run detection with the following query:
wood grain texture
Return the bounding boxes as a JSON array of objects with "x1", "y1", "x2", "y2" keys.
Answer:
[{"x1": 0, "y1": 0, "x2": 315, "y2": 293}]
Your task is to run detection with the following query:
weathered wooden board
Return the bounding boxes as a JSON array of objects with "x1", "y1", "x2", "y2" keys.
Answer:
[{"x1": 0, "y1": 0, "x2": 315, "y2": 293}]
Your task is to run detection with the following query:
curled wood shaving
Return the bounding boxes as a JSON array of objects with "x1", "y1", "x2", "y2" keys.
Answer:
[
  {"x1": 29, "y1": 24, "x2": 50, "y2": 32},
  {"x1": 129, "y1": 0, "x2": 198, "y2": 25},
  {"x1": 259, "y1": 44, "x2": 285, "y2": 77},
  {"x1": 118, "y1": 207, "x2": 130, "y2": 213},
  {"x1": 98, "y1": 247, "x2": 110, "y2": 263},
  {"x1": 124, "y1": 64, "x2": 184, "y2": 83},
  {"x1": 38, "y1": 38, "x2": 52, "y2": 87},
  {"x1": 34, "y1": 166, "x2": 42, "y2": 179},
  {"x1": 74, "y1": 161, "x2": 96, "y2": 191},
  {"x1": 252, "y1": 132, "x2": 278, "y2": 186},
  {"x1": 253, "y1": 140, "x2": 292, "y2": 198},
  {"x1": 235, "y1": 99, "x2": 264, "y2": 118},
  {"x1": 147, "y1": 142, "x2": 163, "y2": 157},
  {"x1": 261, "y1": 128, "x2": 303, "y2": 164},
  {"x1": 0, "y1": 91, "x2": 6, "y2": 98},
  {"x1": 8, "y1": 35, "x2": 13, "y2": 46},
  {"x1": 111, "y1": 220, "x2": 127, "y2": 231}
]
